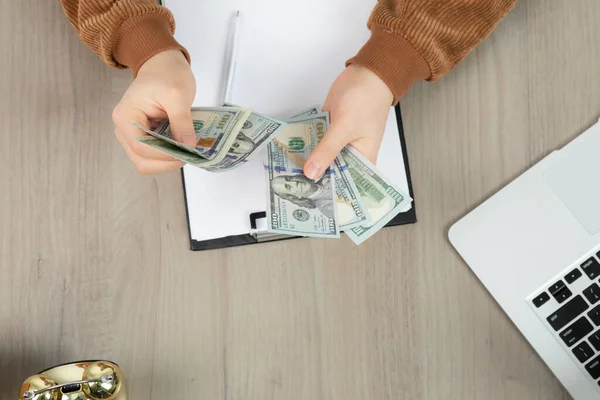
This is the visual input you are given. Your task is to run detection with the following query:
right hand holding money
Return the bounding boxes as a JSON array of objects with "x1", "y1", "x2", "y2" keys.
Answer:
[
  {"x1": 112, "y1": 49, "x2": 197, "y2": 175},
  {"x1": 267, "y1": 110, "x2": 412, "y2": 244}
]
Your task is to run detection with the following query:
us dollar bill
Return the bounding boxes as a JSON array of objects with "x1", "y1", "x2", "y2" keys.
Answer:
[
  {"x1": 134, "y1": 106, "x2": 252, "y2": 163},
  {"x1": 332, "y1": 155, "x2": 372, "y2": 230},
  {"x1": 202, "y1": 104, "x2": 288, "y2": 172},
  {"x1": 265, "y1": 115, "x2": 339, "y2": 238},
  {"x1": 341, "y1": 145, "x2": 412, "y2": 245}
]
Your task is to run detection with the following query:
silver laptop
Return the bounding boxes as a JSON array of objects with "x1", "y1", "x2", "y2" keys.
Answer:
[{"x1": 449, "y1": 119, "x2": 600, "y2": 399}]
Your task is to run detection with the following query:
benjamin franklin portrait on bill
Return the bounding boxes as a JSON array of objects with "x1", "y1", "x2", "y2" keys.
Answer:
[
  {"x1": 229, "y1": 132, "x2": 256, "y2": 155},
  {"x1": 270, "y1": 173, "x2": 335, "y2": 219}
]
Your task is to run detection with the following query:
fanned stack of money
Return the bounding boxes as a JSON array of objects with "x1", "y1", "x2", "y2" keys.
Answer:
[
  {"x1": 131, "y1": 104, "x2": 288, "y2": 172},
  {"x1": 131, "y1": 103, "x2": 412, "y2": 245},
  {"x1": 265, "y1": 106, "x2": 413, "y2": 245}
]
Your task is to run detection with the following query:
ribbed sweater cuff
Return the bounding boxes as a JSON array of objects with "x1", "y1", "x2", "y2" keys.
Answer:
[
  {"x1": 114, "y1": 14, "x2": 191, "y2": 77},
  {"x1": 347, "y1": 26, "x2": 430, "y2": 105}
]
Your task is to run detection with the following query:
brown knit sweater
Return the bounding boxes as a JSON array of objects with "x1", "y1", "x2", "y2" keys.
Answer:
[{"x1": 58, "y1": 0, "x2": 517, "y2": 103}]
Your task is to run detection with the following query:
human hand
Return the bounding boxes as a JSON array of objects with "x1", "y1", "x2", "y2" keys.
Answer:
[
  {"x1": 112, "y1": 49, "x2": 197, "y2": 174},
  {"x1": 303, "y1": 64, "x2": 393, "y2": 179}
]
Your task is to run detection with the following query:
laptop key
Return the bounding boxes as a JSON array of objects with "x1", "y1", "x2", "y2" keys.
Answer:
[
  {"x1": 589, "y1": 305, "x2": 600, "y2": 326},
  {"x1": 584, "y1": 283, "x2": 600, "y2": 305},
  {"x1": 532, "y1": 292, "x2": 550, "y2": 308},
  {"x1": 586, "y1": 355, "x2": 600, "y2": 379},
  {"x1": 560, "y1": 317, "x2": 593, "y2": 347},
  {"x1": 581, "y1": 257, "x2": 600, "y2": 280},
  {"x1": 589, "y1": 331, "x2": 600, "y2": 351},
  {"x1": 548, "y1": 280, "x2": 572, "y2": 303},
  {"x1": 565, "y1": 268, "x2": 582, "y2": 284},
  {"x1": 546, "y1": 295, "x2": 589, "y2": 331},
  {"x1": 573, "y1": 341, "x2": 594, "y2": 363}
]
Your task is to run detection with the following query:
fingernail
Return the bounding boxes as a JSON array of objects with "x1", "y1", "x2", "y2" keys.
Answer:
[{"x1": 304, "y1": 160, "x2": 323, "y2": 179}]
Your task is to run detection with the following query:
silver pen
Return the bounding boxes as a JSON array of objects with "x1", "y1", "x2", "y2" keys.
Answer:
[{"x1": 223, "y1": 10, "x2": 242, "y2": 104}]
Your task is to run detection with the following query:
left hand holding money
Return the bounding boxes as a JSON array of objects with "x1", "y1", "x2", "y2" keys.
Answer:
[
  {"x1": 303, "y1": 64, "x2": 393, "y2": 179},
  {"x1": 112, "y1": 49, "x2": 197, "y2": 175}
]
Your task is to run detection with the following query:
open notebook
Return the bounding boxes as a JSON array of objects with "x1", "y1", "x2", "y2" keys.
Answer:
[{"x1": 162, "y1": 0, "x2": 417, "y2": 250}]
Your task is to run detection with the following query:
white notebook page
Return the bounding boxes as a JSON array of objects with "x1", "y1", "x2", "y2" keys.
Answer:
[{"x1": 164, "y1": 0, "x2": 411, "y2": 242}]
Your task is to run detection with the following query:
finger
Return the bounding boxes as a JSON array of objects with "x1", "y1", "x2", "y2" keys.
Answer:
[
  {"x1": 304, "y1": 125, "x2": 347, "y2": 179},
  {"x1": 113, "y1": 103, "x2": 182, "y2": 162},
  {"x1": 162, "y1": 102, "x2": 197, "y2": 148},
  {"x1": 115, "y1": 129, "x2": 185, "y2": 174}
]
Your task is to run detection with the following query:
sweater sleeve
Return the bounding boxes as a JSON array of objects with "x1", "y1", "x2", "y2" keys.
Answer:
[
  {"x1": 57, "y1": 0, "x2": 190, "y2": 76},
  {"x1": 347, "y1": 0, "x2": 518, "y2": 103}
]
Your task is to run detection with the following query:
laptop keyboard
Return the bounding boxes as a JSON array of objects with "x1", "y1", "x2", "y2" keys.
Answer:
[{"x1": 528, "y1": 250, "x2": 600, "y2": 390}]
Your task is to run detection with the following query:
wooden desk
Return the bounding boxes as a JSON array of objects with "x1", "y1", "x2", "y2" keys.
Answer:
[{"x1": 1, "y1": 0, "x2": 598, "y2": 398}]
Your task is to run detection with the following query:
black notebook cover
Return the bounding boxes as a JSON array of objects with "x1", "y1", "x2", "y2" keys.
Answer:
[{"x1": 181, "y1": 104, "x2": 417, "y2": 251}]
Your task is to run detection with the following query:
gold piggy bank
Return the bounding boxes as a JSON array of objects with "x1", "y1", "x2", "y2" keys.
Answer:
[{"x1": 18, "y1": 360, "x2": 127, "y2": 400}]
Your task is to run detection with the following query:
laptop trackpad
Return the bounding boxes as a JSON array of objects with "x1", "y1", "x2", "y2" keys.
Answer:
[{"x1": 543, "y1": 133, "x2": 600, "y2": 235}]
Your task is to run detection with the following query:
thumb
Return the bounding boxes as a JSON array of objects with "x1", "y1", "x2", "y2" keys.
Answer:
[
  {"x1": 304, "y1": 126, "x2": 346, "y2": 179},
  {"x1": 164, "y1": 104, "x2": 196, "y2": 148}
]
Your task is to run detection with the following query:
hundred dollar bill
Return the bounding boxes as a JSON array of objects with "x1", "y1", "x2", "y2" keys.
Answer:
[
  {"x1": 265, "y1": 128, "x2": 339, "y2": 238},
  {"x1": 133, "y1": 106, "x2": 252, "y2": 162},
  {"x1": 341, "y1": 145, "x2": 412, "y2": 245},
  {"x1": 288, "y1": 105, "x2": 321, "y2": 120},
  {"x1": 202, "y1": 104, "x2": 288, "y2": 172},
  {"x1": 332, "y1": 155, "x2": 372, "y2": 230}
]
